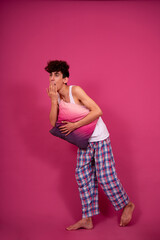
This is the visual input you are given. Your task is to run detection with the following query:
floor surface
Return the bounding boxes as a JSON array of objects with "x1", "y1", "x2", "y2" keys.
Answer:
[{"x1": 1, "y1": 209, "x2": 160, "y2": 240}]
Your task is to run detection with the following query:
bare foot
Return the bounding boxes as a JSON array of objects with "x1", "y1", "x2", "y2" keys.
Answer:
[
  {"x1": 120, "y1": 201, "x2": 135, "y2": 227},
  {"x1": 66, "y1": 217, "x2": 93, "y2": 231}
]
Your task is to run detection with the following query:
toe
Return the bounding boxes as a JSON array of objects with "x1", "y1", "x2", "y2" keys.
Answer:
[
  {"x1": 66, "y1": 226, "x2": 71, "y2": 230},
  {"x1": 120, "y1": 219, "x2": 123, "y2": 227}
]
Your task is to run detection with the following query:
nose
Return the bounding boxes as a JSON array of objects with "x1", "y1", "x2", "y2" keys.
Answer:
[{"x1": 49, "y1": 76, "x2": 55, "y2": 82}]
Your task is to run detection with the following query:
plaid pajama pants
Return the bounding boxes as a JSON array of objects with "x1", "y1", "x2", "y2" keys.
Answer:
[{"x1": 75, "y1": 136, "x2": 130, "y2": 218}]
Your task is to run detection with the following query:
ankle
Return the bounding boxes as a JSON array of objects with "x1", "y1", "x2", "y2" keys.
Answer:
[{"x1": 84, "y1": 217, "x2": 92, "y2": 222}]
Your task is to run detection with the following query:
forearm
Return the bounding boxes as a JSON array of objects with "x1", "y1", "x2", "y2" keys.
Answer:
[
  {"x1": 75, "y1": 109, "x2": 102, "y2": 129},
  {"x1": 49, "y1": 100, "x2": 58, "y2": 127}
]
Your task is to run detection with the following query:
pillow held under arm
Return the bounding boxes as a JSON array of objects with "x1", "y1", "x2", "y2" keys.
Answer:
[{"x1": 49, "y1": 100, "x2": 98, "y2": 149}]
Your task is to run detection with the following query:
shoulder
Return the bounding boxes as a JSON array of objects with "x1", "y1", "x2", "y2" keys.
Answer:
[
  {"x1": 72, "y1": 85, "x2": 87, "y2": 97},
  {"x1": 72, "y1": 85, "x2": 102, "y2": 112},
  {"x1": 72, "y1": 85, "x2": 83, "y2": 92}
]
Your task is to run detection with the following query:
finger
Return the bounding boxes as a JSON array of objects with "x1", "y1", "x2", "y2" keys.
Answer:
[
  {"x1": 61, "y1": 121, "x2": 68, "y2": 124},
  {"x1": 60, "y1": 129, "x2": 69, "y2": 134},
  {"x1": 59, "y1": 125, "x2": 66, "y2": 129},
  {"x1": 65, "y1": 131, "x2": 71, "y2": 136},
  {"x1": 49, "y1": 84, "x2": 52, "y2": 91},
  {"x1": 46, "y1": 88, "x2": 50, "y2": 96},
  {"x1": 59, "y1": 128, "x2": 68, "y2": 132},
  {"x1": 55, "y1": 84, "x2": 57, "y2": 93},
  {"x1": 53, "y1": 83, "x2": 57, "y2": 93},
  {"x1": 59, "y1": 123, "x2": 69, "y2": 128}
]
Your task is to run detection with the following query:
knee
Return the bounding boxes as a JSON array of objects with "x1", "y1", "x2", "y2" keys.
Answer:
[
  {"x1": 75, "y1": 168, "x2": 91, "y2": 188},
  {"x1": 97, "y1": 173, "x2": 108, "y2": 186},
  {"x1": 97, "y1": 171, "x2": 119, "y2": 187}
]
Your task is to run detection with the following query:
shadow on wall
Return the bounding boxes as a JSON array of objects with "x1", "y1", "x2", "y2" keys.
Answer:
[{"x1": 9, "y1": 82, "x2": 140, "y2": 223}]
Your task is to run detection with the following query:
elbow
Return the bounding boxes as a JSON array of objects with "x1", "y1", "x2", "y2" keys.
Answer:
[
  {"x1": 97, "y1": 108, "x2": 103, "y2": 117},
  {"x1": 93, "y1": 107, "x2": 103, "y2": 118},
  {"x1": 98, "y1": 110, "x2": 103, "y2": 117}
]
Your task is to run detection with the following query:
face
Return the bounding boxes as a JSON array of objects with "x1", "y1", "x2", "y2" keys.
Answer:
[{"x1": 49, "y1": 71, "x2": 68, "y2": 91}]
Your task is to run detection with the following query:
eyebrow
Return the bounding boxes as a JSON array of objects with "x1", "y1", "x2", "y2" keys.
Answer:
[{"x1": 50, "y1": 71, "x2": 60, "y2": 75}]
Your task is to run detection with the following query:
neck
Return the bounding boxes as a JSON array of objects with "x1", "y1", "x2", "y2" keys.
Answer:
[{"x1": 58, "y1": 84, "x2": 70, "y2": 100}]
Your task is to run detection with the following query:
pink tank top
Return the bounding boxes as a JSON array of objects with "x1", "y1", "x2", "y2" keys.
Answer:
[{"x1": 50, "y1": 86, "x2": 99, "y2": 148}]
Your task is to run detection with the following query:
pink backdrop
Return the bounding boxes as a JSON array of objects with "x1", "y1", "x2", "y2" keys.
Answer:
[{"x1": 1, "y1": 1, "x2": 160, "y2": 240}]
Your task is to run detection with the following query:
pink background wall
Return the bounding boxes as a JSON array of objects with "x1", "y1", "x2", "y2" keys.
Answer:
[{"x1": 1, "y1": 1, "x2": 160, "y2": 240}]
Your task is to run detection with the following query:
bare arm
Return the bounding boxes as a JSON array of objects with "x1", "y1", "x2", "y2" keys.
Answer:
[
  {"x1": 46, "y1": 83, "x2": 59, "y2": 127},
  {"x1": 73, "y1": 86, "x2": 102, "y2": 128},
  {"x1": 59, "y1": 86, "x2": 102, "y2": 135}
]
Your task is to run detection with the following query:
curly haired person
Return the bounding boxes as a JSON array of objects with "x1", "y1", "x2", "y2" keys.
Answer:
[{"x1": 45, "y1": 60, "x2": 135, "y2": 231}]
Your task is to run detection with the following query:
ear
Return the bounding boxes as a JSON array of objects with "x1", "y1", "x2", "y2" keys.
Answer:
[{"x1": 63, "y1": 77, "x2": 68, "y2": 84}]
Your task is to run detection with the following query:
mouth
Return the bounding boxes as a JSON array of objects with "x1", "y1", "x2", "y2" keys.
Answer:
[{"x1": 51, "y1": 80, "x2": 56, "y2": 85}]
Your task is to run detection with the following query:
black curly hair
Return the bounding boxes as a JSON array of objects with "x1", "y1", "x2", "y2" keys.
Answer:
[{"x1": 44, "y1": 60, "x2": 70, "y2": 78}]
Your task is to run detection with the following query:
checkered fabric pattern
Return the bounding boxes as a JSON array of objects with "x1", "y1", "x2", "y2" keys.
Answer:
[{"x1": 75, "y1": 137, "x2": 130, "y2": 218}]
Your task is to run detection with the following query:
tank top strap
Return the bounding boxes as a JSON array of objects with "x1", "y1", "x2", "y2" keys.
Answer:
[{"x1": 69, "y1": 85, "x2": 75, "y2": 104}]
